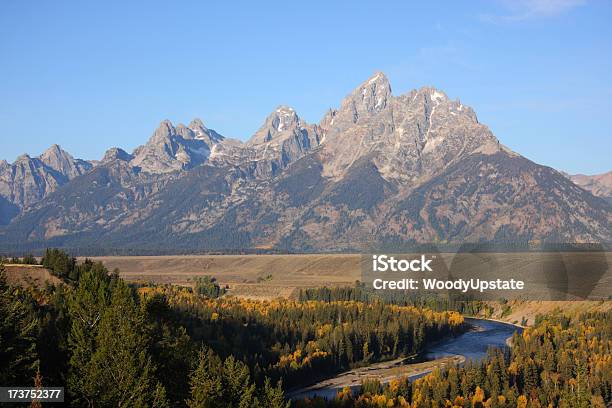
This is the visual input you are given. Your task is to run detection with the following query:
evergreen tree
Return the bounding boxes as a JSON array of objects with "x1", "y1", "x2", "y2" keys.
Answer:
[
  {"x1": 194, "y1": 276, "x2": 225, "y2": 298},
  {"x1": 22, "y1": 254, "x2": 38, "y2": 265},
  {"x1": 186, "y1": 347, "x2": 224, "y2": 408},
  {"x1": 0, "y1": 263, "x2": 38, "y2": 384},
  {"x1": 222, "y1": 355, "x2": 256, "y2": 408},
  {"x1": 144, "y1": 293, "x2": 194, "y2": 405},
  {"x1": 90, "y1": 281, "x2": 167, "y2": 407},
  {"x1": 67, "y1": 268, "x2": 112, "y2": 406},
  {"x1": 260, "y1": 378, "x2": 290, "y2": 408},
  {"x1": 42, "y1": 249, "x2": 76, "y2": 280}
]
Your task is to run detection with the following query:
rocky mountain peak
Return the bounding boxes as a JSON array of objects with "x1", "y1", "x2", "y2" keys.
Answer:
[
  {"x1": 319, "y1": 72, "x2": 393, "y2": 138},
  {"x1": 210, "y1": 106, "x2": 321, "y2": 177},
  {"x1": 188, "y1": 118, "x2": 224, "y2": 144},
  {"x1": 40, "y1": 143, "x2": 92, "y2": 178},
  {"x1": 317, "y1": 72, "x2": 503, "y2": 180},
  {"x1": 343, "y1": 71, "x2": 392, "y2": 118},
  {"x1": 188, "y1": 118, "x2": 206, "y2": 131},
  {"x1": 0, "y1": 145, "x2": 92, "y2": 221},
  {"x1": 102, "y1": 147, "x2": 134, "y2": 163},
  {"x1": 15, "y1": 153, "x2": 32, "y2": 162},
  {"x1": 40, "y1": 143, "x2": 73, "y2": 166},
  {"x1": 420, "y1": 87, "x2": 448, "y2": 103},
  {"x1": 248, "y1": 106, "x2": 302, "y2": 145},
  {"x1": 272, "y1": 106, "x2": 299, "y2": 131},
  {"x1": 150, "y1": 120, "x2": 176, "y2": 143},
  {"x1": 408, "y1": 86, "x2": 478, "y2": 123},
  {"x1": 130, "y1": 118, "x2": 224, "y2": 173},
  {"x1": 42, "y1": 143, "x2": 64, "y2": 155},
  {"x1": 175, "y1": 123, "x2": 194, "y2": 140},
  {"x1": 366, "y1": 71, "x2": 391, "y2": 88}
]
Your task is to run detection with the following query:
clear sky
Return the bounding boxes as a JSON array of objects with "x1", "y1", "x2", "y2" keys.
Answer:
[{"x1": 0, "y1": 0, "x2": 610, "y2": 174}]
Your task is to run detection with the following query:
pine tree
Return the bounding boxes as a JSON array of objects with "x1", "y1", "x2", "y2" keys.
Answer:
[
  {"x1": 0, "y1": 263, "x2": 38, "y2": 385},
  {"x1": 222, "y1": 355, "x2": 256, "y2": 408},
  {"x1": 186, "y1": 347, "x2": 224, "y2": 408},
  {"x1": 362, "y1": 341, "x2": 372, "y2": 362},
  {"x1": 41, "y1": 249, "x2": 76, "y2": 280},
  {"x1": 67, "y1": 275, "x2": 167, "y2": 407},
  {"x1": 88, "y1": 281, "x2": 167, "y2": 407},
  {"x1": 67, "y1": 268, "x2": 112, "y2": 406},
  {"x1": 259, "y1": 378, "x2": 289, "y2": 408},
  {"x1": 144, "y1": 293, "x2": 193, "y2": 405}
]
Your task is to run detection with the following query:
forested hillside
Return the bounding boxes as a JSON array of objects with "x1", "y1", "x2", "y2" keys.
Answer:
[
  {"x1": 3, "y1": 251, "x2": 610, "y2": 407},
  {"x1": 0, "y1": 251, "x2": 463, "y2": 407},
  {"x1": 296, "y1": 311, "x2": 612, "y2": 407}
]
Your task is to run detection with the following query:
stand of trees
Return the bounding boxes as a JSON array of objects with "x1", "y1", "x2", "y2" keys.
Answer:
[
  {"x1": 0, "y1": 263, "x2": 38, "y2": 386},
  {"x1": 0, "y1": 250, "x2": 465, "y2": 407},
  {"x1": 137, "y1": 284, "x2": 465, "y2": 389},
  {"x1": 296, "y1": 311, "x2": 612, "y2": 407},
  {"x1": 193, "y1": 276, "x2": 225, "y2": 298},
  {"x1": 299, "y1": 284, "x2": 497, "y2": 317},
  {"x1": 0, "y1": 256, "x2": 288, "y2": 407},
  {"x1": 0, "y1": 254, "x2": 38, "y2": 265}
]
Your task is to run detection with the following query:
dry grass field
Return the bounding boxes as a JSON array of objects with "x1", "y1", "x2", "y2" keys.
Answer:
[
  {"x1": 480, "y1": 299, "x2": 612, "y2": 326},
  {"x1": 3, "y1": 264, "x2": 62, "y2": 288},
  {"x1": 4, "y1": 253, "x2": 611, "y2": 325},
  {"x1": 88, "y1": 252, "x2": 612, "y2": 323},
  {"x1": 90, "y1": 251, "x2": 612, "y2": 300},
  {"x1": 90, "y1": 254, "x2": 365, "y2": 299}
]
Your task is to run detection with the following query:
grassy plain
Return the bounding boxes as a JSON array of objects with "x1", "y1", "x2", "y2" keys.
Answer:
[
  {"x1": 91, "y1": 251, "x2": 611, "y2": 295},
  {"x1": 7, "y1": 253, "x2": 609, "y2": 324},
  {"x1": 90, "y1": 254, "x2": 364, "y2": 299}
]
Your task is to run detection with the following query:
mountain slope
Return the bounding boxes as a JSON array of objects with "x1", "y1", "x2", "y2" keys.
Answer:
[{"x1": 383, "y1": 153, "x2": 611, "y2": 244}]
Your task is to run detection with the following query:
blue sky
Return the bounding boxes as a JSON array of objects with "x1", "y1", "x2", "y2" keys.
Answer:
[{"x1": 0, "y1": 0, "x2": 610, "y2": 174}]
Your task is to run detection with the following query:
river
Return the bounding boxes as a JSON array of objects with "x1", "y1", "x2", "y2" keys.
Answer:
[{"x1": 289, "y1": 318, "x2": 522, "y2": 401}]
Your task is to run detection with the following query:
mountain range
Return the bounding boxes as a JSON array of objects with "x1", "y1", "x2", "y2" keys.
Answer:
[
  {"x1": 568, "y1": 172, "x2": 612, "y2": 204},
  {"x1": 0, "y1": 72, "x2": 610, "y2": 254}
]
